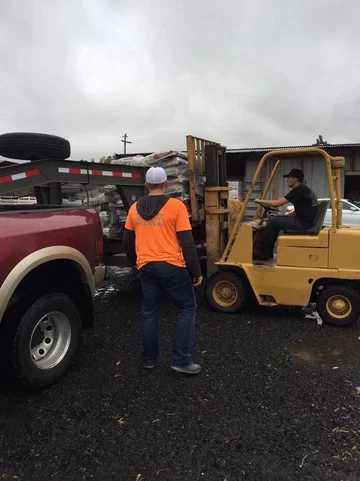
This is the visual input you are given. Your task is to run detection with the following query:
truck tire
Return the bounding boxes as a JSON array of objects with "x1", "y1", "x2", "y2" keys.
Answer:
[
  {"x1": 316, "y1": 285, "x2": 360, "y2": 327},
  {"x1": 205, "y1": 270, "x2": 248, "y2": 313},
  {"x1": 0, "y1": 132, "x2": 71, "y2": 160},
  {"x1": 4, "y1": 293, "x2": 82, "y2": 388}
]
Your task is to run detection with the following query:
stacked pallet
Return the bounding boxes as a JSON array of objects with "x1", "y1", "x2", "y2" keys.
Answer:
[{"x1": 111, "y1": 150, "x2": 191, "y2": 198}]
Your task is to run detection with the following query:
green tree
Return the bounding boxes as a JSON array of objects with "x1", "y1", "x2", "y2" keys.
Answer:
[
  {"x1": 313, "y1": 135, "x2": 329, "y2": 146},
  {"x1": 100, "y1": 155, "x2": 113, "y2": 164}
]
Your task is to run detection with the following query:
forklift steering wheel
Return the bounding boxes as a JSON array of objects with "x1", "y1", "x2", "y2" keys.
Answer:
[
  {"x1": 256, "y1": 202, "x2": 281, "y2": 221},
  {"x1": 256, "y1": 201, "x2": 280, "y2": 213}
]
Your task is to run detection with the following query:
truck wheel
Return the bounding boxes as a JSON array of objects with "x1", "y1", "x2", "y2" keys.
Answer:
[
  {"x1": 0, "y1": 132, "x2": 71, "y2": 160},
  {"x1": 205, "y1": 270, "x2": 248, "y2": 313},
  {"x1": 316, "y1": 285, "x2": 360, "y2": 327},
  {"x1": 8, "y1": 294, "x2": 81, "y2": 388}
]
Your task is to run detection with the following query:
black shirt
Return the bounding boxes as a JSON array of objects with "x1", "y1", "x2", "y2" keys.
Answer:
[{"x1": 285, "y1": 184, "x2": 319, "y2": 226}]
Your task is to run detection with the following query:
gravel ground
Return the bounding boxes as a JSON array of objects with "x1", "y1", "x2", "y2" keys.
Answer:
[{"x1": 1, "y1": 267, "x2": 360, "y2": 481}]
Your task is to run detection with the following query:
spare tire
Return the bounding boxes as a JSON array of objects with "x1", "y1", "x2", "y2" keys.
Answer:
[{"x1": 0, "y1": 132, "x2": 71, "y2": 160}]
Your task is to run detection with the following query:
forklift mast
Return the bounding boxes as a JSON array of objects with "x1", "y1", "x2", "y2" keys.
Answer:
[{"x1": 186, "y1": 136, "x2": 231, "y2": 277}]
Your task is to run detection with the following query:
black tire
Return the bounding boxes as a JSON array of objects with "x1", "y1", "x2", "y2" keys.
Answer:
[
  {"x1": 205, "y1": 270, "x2": 248, "y2": 313},
  {"x1": 0, "y1": 132, "x2": 71, "y2": 160},
  {"x1": 316, "y1": 285, "x2": 360, "y2": 327},
  {"x1": 1, "y1": 294, "x2": 82, "y2": 388}
]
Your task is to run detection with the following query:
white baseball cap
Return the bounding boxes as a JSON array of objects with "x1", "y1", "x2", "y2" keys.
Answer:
[{"x1": 145, "y1": 166, "x2": 167, "y2": 184}]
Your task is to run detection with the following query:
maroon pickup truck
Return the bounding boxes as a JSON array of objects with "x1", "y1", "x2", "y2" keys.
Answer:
[{"x1": 0, "y1": 204, "x2": 105, "y2": 388}]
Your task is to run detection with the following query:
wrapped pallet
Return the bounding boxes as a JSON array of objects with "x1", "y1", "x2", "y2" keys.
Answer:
[
  {"x1": 103, "y1": 150, "x2": 195, "y2": 237},
  {"x1": 61, "y1": 149, "x2": 205, "y2": 239}
]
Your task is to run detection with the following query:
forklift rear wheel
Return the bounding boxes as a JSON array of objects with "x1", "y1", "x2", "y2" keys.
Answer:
[
  {"x1": 316, "y1": 285, "x2": 360, "y2": 327},
  {"x1": 205, "y1": 270, "x2": 248, "y2": 313}
]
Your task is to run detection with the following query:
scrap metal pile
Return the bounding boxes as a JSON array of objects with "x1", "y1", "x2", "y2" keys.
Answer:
[{"x1": 61, "y1": 150, "x2": 202, "y2": 238}]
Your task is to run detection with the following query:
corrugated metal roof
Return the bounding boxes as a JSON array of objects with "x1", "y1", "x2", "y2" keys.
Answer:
[
  {"x1": 113, "y1": 152, "x2": 151, "y2": 159},
  {"x1": 114, "y1": 143, "x2": 360, "y2": 158},
  {"x1": 227, "y1": 143, "x2": 360, "y2": 154}
]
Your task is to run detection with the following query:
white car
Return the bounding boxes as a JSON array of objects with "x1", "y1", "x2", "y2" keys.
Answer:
[{"x1": 285, "y1": 198, "x2": 360, "y2": 226}]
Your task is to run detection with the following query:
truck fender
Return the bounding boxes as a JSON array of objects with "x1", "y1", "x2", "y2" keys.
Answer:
[{"x1": 0, "y1": 246, "x2": 94, "y2": 323}]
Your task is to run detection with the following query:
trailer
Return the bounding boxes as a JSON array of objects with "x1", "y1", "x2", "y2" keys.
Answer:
[{"x1": 0, "y1": 132, "x2": 232, "y2": 277}]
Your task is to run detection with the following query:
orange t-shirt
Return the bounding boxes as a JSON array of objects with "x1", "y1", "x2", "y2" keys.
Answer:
[{"x1": 124, "y1": 197, "x2": 192, "y2": 270}]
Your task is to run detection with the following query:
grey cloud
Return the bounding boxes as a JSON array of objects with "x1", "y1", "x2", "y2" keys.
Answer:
[{"x1": 1, "y1": 0, "x2": 360, "y2": 162}]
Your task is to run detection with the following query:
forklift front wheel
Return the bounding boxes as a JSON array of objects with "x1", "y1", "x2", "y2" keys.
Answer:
[
  {"x1": 205, "y1": 270, "x2": 248, "y2": 314},
  {"x1": 316, "y1": 285, "x2": 360, "y2": 327}
]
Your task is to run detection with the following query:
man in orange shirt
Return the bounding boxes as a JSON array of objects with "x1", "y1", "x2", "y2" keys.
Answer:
[{"x1": 124, "y1": 166, "x2": 203, "y2": 374}]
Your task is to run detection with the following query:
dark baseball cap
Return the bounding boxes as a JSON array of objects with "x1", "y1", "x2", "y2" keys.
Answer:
[{"x1": 283, "y1": 168, "x2": 304, "y2": 182}]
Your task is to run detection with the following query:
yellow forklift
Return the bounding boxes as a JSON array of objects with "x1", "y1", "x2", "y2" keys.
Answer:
[{"x1": 186, "y1": 139, "x2": 360, "y2": 327}]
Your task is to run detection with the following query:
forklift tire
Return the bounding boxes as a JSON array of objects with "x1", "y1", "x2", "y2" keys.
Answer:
[
  {"x1": 0, "y1": 132, "x2": 71, "y2": 161},
  {"x1": 205, "y1": 270, "x2": 248, "y2": 313},
  {"x1": 316, "y1": 285, "x2": 360, "y2": 327}
]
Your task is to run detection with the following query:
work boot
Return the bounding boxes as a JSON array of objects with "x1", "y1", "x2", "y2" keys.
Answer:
[{"x1": 170, "y1": 362, "x2": 202, "y2": 375}]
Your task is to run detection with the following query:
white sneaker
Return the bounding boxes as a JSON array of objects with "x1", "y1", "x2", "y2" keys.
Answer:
[{"x1": 170, "y1": 363, "x2": 201, "y2": 374}]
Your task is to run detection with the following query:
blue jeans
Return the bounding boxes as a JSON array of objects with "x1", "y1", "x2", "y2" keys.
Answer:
[{"x1": 139, "y1": 262, "x2": 196, "y2": 367}]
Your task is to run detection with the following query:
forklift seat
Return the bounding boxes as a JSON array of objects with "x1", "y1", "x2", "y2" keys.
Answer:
[{"x1": 283, "y1": 201, "x2": 328, "y2": 236}]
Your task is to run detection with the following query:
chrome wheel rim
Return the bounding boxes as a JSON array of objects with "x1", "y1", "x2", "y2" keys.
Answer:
[{"x1": 29, "y1": 311, "x2": 72, "y2": 370}]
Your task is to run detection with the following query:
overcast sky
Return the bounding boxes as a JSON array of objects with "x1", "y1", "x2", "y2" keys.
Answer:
[{"x1": 1, "y1": 0, "x2": 360, "y2": 161}]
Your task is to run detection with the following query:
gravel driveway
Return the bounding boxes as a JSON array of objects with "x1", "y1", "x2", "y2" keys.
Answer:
[{"x1": 1, "y1": 268, "x2": 360, "y2": 481}]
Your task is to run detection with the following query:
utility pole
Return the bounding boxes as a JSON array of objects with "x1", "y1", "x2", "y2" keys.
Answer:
[{"x1": 121, "y1": 133, "x2": 132, "y2": 155}]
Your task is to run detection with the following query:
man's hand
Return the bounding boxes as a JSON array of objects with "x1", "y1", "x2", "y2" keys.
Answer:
[
  {"x1": 255, "y1": 198, "x2": 270, "y2": 206},
  {"x1": 193, "y1": 276, "x2": 203, "y2": 287}
]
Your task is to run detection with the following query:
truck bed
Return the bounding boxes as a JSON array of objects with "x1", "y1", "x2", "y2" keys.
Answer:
[{"x1": 0, "y1": 205, "x2": 101, "y2": 285}]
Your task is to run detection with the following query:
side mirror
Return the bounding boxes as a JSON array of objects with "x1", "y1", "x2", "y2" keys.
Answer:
[{"x1": 351, "y1": 206, "x2": 357, "y2": 211}]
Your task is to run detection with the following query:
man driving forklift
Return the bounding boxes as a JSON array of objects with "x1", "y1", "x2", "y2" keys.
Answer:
[{"x1": 253, "y1": 168, "x2": 319, "y2": 261}]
